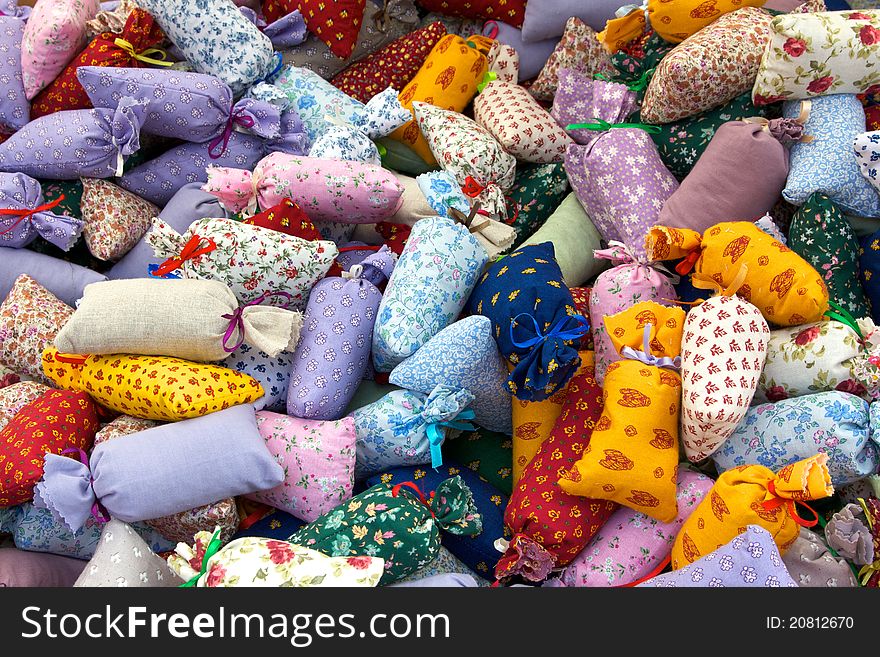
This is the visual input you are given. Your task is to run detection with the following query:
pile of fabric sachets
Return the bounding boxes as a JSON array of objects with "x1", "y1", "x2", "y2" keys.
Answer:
[{"x1": 1, "y1": 0, "x2": 880, "y2": 588}]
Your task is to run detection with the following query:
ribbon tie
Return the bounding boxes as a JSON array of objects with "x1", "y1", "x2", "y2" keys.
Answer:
[
  {"x1": 594, "y1": 67, "x2": 655, "y2": 92},
  {"x1": 0, "y1": 194, "x2": 65, "y2": 237},
  {"x1": 113, "y1": 38, "x2": 173, "y2": 68},
  {"x1": 263, "y1": 51, "x2": 284, "y2": 84},
  {"x1": 565, "y1": 118, "x2": 661, "y2": 134},
  {"x1": 222, "y1": 290, "x2": 294, "y2": 353},
  {"x1": 509, "y1": 313, "x2": 590, "y2": 351},
  {"x1": 461, "y1": 176, "x2": 487, "y2": 198},
  {"x1": 825, "y1": 300, "x2": 865, "y2": 341},
  {"x1": 60, "y1": 447, "x2": 110, "y2": 525},
  {"x1": 151, "y1": 234, "x2": 218, "y2": 278},
  {"x1": 180, "y1": 527, "x2": 224, "y2": 588},
  {"x1": 477, "y1": 71, "x2": 498, "y2": 93},
  {"x1": 425, "y1": 409, "x2": 476, "y2": 470},
  {"x1": 620, "y1": 323, "x2": 681, "y2": 371},
  {"x1": 390, "y1": 482, "x2": 436, "y2": 519},
  {"x1": 209, "y1": 106, "x2": 258, "y2": 159},
  {"x1": 761, "y1": 480, "x2": 820, "y2": 529}
]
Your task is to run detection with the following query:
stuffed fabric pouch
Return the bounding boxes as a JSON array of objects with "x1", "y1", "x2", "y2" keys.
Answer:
[
  {"x1": 202, "y1": 153, "x2": 404, "y2": 224},
  {"x1": 552, "y1": 470, "x2": 713, "y2": 587},
  {"x1": 21, "y1": 0, "x2": 99, "y2": 99},
  {"x1": 0, "y1": 16, "x2": 29, "y2": 132},
  {"x1": 389, "y1": 315, "x2": 512, "y2": 434},
  {"x1": 671, "y1": 454, "x2": 834, "y2": 568},
  {"x1": 0, "y1": 248, "x2": 106, "y2": 308},
  {"x1": 659, "y1": 119, "x2": 808, "y2": 234},
  {"x1": 713, "y1": 391, "x2": 879, "y2": 487},
  {"x1": 79, "y1": 178, "x2": 159, "y2": 262},
  {"x1": 639, "y1": 8, "x2": 775, "y2": 124},
  {"x1": 136, "y1": 0, "x2": 273, "y2": 95},
  {"x1": 289, "y1": 475, "x2": 482, "y2": 584},
  {"x1": 752, "y1": 10, "x2": 880, "y2": 105},
  {"x1": 496, "y1": 354, "x2": 617, "y2": 582},
  {"x1": 169, "y1": 532, "x2": 383, "y2": 587},
  {"x1": 588, "y1": 243, "x2": 678, "y2": 385},
  {"x1": 0, "y1": 173, "x2": 82, "y2": 251},
  {"x1": 54, "y1": 279, "x2": 303, "y2": 362},
  {"x1": 782, "y1": 526, "x2": 858, "y2": 587},
  {"x1": 642, "y1": 525, "x2": 798, "y2": 587},
  {"x1": 145, "y1": 217, "x2": 337, "y2": 308},
  {"x1": 0, "y1": 390, "x2": 98, "y2": 508},
  {"x1": 0, "y1": 274, "x2": 75, "y2": 384},
  {"x1": 0, "y1": 98, "x2": 147, "y2": 180},
  {"x1": 78, "y1": 66, "x2": 283, "y2": 145},
  {"x1": 34, "y1": 404, "x2": 282, "y2": 532},
  {"x1": 246, "y1": 412, "x2": 356, "y2": 523},
  {"x1": 373, "y1": 216, "x2": 486, "y2": 372},
  {"x1": 352, "y1": 385, "x2": 475, "y2": 477},
  {"x1": 550, "y1": 73, "x2": 638, "y2": 148},
  {"x1": 30, "y1": 8, "x2": 166, "y2": 118},
  {"x1": 220, "y1": 344, "x2": 292, "y2": 413},
  {"x1": 855, "y1": 131, "x2": 880, "y2": 197},
  {"x1": 558, "y1": 302, "x2": 685, "y2": 523},
  {"x1": 473, "y1": 81, "x2": 573, "y2": 164},
  {"x1": 286, "y1": 247, "x2": 395, "y2": 420},
  {"x1": 118, "y1": 110, "x2": 309, "y2": 206},
  {"x1": 42, "y1": 347, "x2": 264, "y2": 421},
  {"x1": 680, "y1": 293, "x2": 770, "y2": 462},
  {"x1": 388, "y1": 33, "x2": 488, "y2": 166},
  {"x1": 647, "y1": 221, "x2": 829, "y2": 326},
  {"x1": 414, "y1": 102, "x2": 515, "y2": 218},
  {"x1": 467, "y1": 242, "x2": 588, "y2": 401},
  {"x1": 783, "y1": 94, "x2": 880, "y2": 217}
]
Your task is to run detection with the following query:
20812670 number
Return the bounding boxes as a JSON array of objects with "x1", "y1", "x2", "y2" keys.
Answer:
[{"x1": 766, "y1": 617, "x2": 854, "y2": 629}]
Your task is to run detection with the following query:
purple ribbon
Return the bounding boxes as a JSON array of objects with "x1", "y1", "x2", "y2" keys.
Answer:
[
  {"x1": 208, "y1": 105, "x2": 258, "y2": 159},
  {"x1": 619, "y1": 324, "x2": 681, "y2": 371},
  {"x1": 222, "y1": 290, "x2": 294, "y2": 353},
  {"x1": 60, "y1": 447, "x2": 110, "y2": 525}
]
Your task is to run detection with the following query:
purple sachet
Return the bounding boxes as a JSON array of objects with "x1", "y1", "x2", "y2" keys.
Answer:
[
  {"x1": 33, "y1": 404, "x2": 283, "y2": 533},
  {"x1": 239, "y1": 6, "x2": 308, "y2": 49},
  {"x1": 0, "y1": 97, "x2": 147, "y2": 180},
  {"x1": 0, "y1": 247, "x2": 107, "y2": 306},
  {"x1": 117, "y1": 110, "x2": 309, "y2": 206},
  {"x1": 0, "y1": 172, "x2": 83, "y2": 250},
  {"x1": 286, "y1": 245, "x2": 396, "y2": 420},
  {"x1": 0, "y1": 15, "x2": 28, "y2": 133}
]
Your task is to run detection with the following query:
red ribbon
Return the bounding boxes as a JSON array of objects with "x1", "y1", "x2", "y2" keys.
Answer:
[
  {"x1": 208, "y1": 106, "x2": 257, "y2": 159},
  {"x1": 52, "y1": 353, "x2": 89, "y2": 365},
  {"x1": 151, "y1": 234, "x2": 217, "y2": 277},
  {"x1": 762, "y1": 480, "x2": 820, "y2": 528},
  {"x1": 674, "y1": 249, "x2": 701, "y2": 276},
  {"x1": 461, "y1": 176, "x2": 485, "y2": 198},
  {"x1": 0, "y1": 194, "x2": 65, "y2": 237},
  {"x1": 391, "y1": 481, "x2": 436, "y2": 518}
]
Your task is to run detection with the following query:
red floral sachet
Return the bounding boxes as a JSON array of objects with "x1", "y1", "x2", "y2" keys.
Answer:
[
  {"x1": 30, "y1": 8, "x2": 167, "y2": 119},
  {"x1": 240, "y1": 199, "x2": 323, "y2": 241},
  {"x1": 495, "y1": 352, "x2": 617, "y2": 583}
]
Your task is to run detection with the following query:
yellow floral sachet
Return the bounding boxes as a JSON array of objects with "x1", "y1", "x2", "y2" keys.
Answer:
[
  {"x1": 671, "y1": 454, "x2": 834, "y2": 569},
  {"x1": 558, "y1": 302, "x2": 684, "y2": 523},
  {"x1": 647, "y1": 221, "x2": 829, "y2": 327},
  {"x1": 42, "y1": 347, "x2": 264, "y2": 421}
]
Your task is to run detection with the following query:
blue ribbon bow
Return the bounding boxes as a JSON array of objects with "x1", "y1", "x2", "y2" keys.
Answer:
[
  {"x1": 509, "y1": 313, "x2": 590, "y2": 351},
  {"x1": 263, "y1": 52, "x2": 284, "y2": 84},
  {"x1": 425, "y1": 409, "x2": 477, "y2": 470}
]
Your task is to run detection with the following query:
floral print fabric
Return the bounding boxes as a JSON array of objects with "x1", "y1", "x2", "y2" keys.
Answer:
[
  {"x1": 169, "y1": 532, "x2": 384, "y2": 588},
  {"x1": 388, "y1": 315, "x2": 513, "y2": 434},
  {"x1": 640, "y1": 8, "x2": 775, "y2": 124},
  {"x1": 0, "y1": 381, "x2": 50, "y2": 433},
  {"x1": 248, "y1": 412, "x2": 356, "y2": 523},
  {"x1": 0, "y1": 172, "x2": 83, "y2": 251},
  {"x1": 289, "y1": 475, "x2": 482, "y2": 584},
  {"x1": 80, "y1": 179, "x2": 159, "y2": 262},
  {"x1": 0, "y1": 274, "x2": 74, "y2": 384},
  {"x1": 752, "y1": 10, "x2": 880, "y2": 105},
  {"x1": 221, "y1": 343, "x2": 293, "y2": 413},
  {"x1": 713, "y1": 391, "x2": 879, "y2": 488},
  {"x1": 508, "y1": 163, "x2": 569, "y2": 244},
  {"x1": 854, "y1": 130, "x2": 880, "y2": 196},
  {"x1": 136, "y1": 0, "x2": 274, "y2": 95},
  {"x1": 146, "y1": 217, "x2": 337, "y2": 308},
  {"x1": 783, "y1": 94, "x2": 880, "y2": 218},
  {"x1": 373, "y1": 216, "x2": 486, "y2": 372}
]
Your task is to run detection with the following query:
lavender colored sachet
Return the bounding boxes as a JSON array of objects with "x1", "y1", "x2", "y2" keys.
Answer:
[
  {"x1": 0, "y1": 247, "x2": 107, "y2": 306},
  {"x1": 287, "y1": 246, "x2": 396, "y2": 420},
  {"x1": 0, "y1": 97, "x2": 147, "y2": 180},
  {"x1": 118, "y1": 110, "x2": 309, "y2": 206},
  {"x1": 33, "y1": 404, "x2": 283, "y2": 533},
  {"x1": 0, "y1": 173, "x2": 83, "y2": 250},
  {"x1": 0, "y1": 15, "x2": 29, "y2": 133},
  {"x1": 238, "y1": 6, "x2": 308, "y2": 49}
]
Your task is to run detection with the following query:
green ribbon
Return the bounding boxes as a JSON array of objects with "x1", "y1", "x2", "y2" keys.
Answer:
[
  {"x1": 565, "y1": 118, "x2": 661, "y2": 134},
  {"x1": 477, "y1": 71, "x2": 498, "y2": 93},
  {"x1": 824, "y1": 300, "x2": 864, "y2": 340},
  {"x1": 179, "y1": 527, "x2": 224, "y2": 588},
  {"x1": 594, "y1": 67, "x2": 655, "y2": 92}
]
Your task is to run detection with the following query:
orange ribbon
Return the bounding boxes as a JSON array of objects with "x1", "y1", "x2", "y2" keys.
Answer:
[
  {"x1": 52, "y1": 353, "x2": 89, "y2": 365},
  {"x1": 761, "y1": 480, "x2": 820, "y2": 528},
  {"x1": 674, "y1": 249, "x2": 701, "y2": 276},
  {"x1": 0, "y1": 194, "x2": 65, "y2": 237},
  {"x1": 151, "y1": 234, "x2": 217, "y2": 277},
  {"x1": 391, "y1": 481, "x2": 436, "y2": 518}
]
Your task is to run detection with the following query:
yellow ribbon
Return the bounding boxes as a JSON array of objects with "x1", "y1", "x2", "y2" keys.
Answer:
[
  {"x1": 856, "y1": 498, "x2": 877, "y2": 586},
  {"x1": 690, "y1": 264, "x2": 749, "y2": 299},
  {"x1": 113, "y1": 38, "x2": 174, "y2": 67}
]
